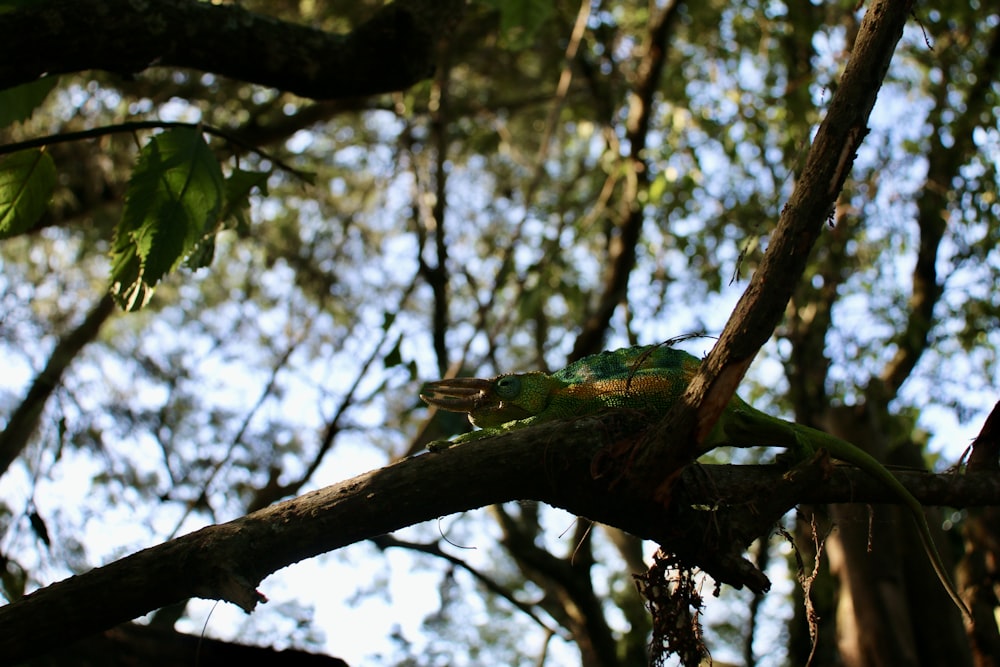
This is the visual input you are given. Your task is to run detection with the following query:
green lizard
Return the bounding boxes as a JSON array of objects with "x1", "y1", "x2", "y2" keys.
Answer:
[{"x1": 419, "y1": 343, "x2": 970, "y2": 619}]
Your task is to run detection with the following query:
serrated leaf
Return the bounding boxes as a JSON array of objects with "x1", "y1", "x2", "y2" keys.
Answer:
[
  {"x1": 186, "y1": 233, "x2": 216, "y2": 270},
  {"x1": 0, "y1": 148, "x2": 55, "y2": 238},
  {"x1": 0, "y1": 76, "x2": 58, "y2": 128},
  {"x1": 222, "y1": 168, "x2": 269, "y2": 236},
  {"x1": 110, "y1": 128, "x2": 224, "y2": 310}
]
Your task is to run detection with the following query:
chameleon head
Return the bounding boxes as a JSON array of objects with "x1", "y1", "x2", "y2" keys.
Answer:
[{"x1": 420, "y1": 372, "x2": 557, "y2": 428}]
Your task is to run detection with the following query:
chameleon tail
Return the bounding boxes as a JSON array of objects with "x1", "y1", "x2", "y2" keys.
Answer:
[
  {"x1": 789, "y1": 422, "x2": 971, "y2": 621},
  {"x1": 715, "y1": 401, "x2": 971, "y2": 620}
]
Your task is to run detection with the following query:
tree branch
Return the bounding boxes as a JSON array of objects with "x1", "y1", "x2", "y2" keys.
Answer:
[
  {"x1": 2, "y1": 411, "x2": 997, "y2": 664},
  {"x1": 370, "y1": 534, "x2": 562, "y2": 637},
  {"x1": 0, "y1": 120, "x2": 309, "y2": 179},
  {"x1": 631, "y1": 0, "x2": 914, "y2": 500},
  {"x1": 0, "y1": 0, "x2": 464, "y2": 99},
  {"x1": 31, "y1": 622, "x2": 349, "y2": 667}
]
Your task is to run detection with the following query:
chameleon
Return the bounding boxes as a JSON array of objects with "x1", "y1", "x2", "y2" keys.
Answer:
[{"x1": 419, "y1": 343, "x2": 970, "y2": 619}]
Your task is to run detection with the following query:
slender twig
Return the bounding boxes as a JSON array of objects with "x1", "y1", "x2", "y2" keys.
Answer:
[
  {"x1": 370, "y1": 534, "x2": 564, "y2": 637},
  {"x1": 0, "y1": 120, "x2": 311, "y2": 180}
]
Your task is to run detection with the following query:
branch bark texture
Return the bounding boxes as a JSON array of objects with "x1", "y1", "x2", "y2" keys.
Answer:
[
  {"x1": 0, "y1": 0, "x2": 464, "y2": 98},
  {"x1": 633, "y1": 0, "x2": 915, "y2": 499},
  {"x1": 1, "y1": 413, "x2": 996, "y2": 665}
]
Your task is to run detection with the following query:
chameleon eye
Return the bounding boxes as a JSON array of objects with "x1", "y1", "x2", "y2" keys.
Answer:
[{"x1": 494, "y1": 376, "x2": 521, "y2": 400}]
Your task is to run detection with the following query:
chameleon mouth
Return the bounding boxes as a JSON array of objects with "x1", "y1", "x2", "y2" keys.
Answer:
[{"x1": 419, "y1": 378, "x2": 495, "y2": 412}]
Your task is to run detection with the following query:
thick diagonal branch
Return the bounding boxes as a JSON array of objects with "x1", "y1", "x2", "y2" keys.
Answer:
[{"x1": 633, "y1": 0, "x2": 914, "y2": 500}]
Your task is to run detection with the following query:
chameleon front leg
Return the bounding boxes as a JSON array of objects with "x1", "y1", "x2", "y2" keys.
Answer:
[{"x1": 426, "y1": 428, "x2": 490, "y2": 451}]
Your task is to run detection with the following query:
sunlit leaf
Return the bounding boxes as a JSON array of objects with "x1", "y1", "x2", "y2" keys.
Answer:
[
  {"x1": 222, "y1": 167, "x2": 269, "y2": 236},
  {"x1": 110, "y1": 128, "x2": 224, "y2": 310},
  {"x1": 0, "y1": 76, "x2": 58, "y2": 128},
  {"x1": 0, "y1": 148, "x2": 55, "y2": 238}
]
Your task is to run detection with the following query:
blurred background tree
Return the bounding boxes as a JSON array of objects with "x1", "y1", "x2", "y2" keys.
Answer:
[{"x1": 1, "y1": 0, "x2": 998, "y2": 665}]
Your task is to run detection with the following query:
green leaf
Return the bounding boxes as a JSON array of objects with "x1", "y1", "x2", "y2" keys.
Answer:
[
  {"x1": 480, "y1": 0, "x2": 552, "y2": 51},
  {"x1": 0, "y1": 148, "x2": 56, "y2": 238},
  {"x1": 183, "y1": 167, "x2": 268, "y2": 269},
  {"x1": 648, "y1": 172, "x2": 668, "y2": 204},
  {"x1": 222, "y1": 167, "x2": 269, "y2": 236},
  {"x1": 0, "y1": 76, "x2": 58, "y2": 127},
  {"x1": 185, "y1": 233, "x2": 216, "y2": 271},
  {"x1": 110, "y1": 128, "x2": 224, "y2": 310}
]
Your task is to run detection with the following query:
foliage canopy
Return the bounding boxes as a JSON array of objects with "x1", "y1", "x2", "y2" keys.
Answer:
[{"x1": 1, "y1": 0, "x2": 998, "y2": 665}]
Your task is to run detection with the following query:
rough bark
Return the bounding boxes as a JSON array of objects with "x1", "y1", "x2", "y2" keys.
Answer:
[
  {"x1": 630, "y1": 0, "x2": 915, "y2": 501},
  {"x1": 23, "y1": 622, "x2": 348, "y2": 667},
  {"x1": 0, "y1": 0, "x2": 464, "y2": 99},
  {"x1": 2, "y1": 410, "x2": 997, "y2": 665}
]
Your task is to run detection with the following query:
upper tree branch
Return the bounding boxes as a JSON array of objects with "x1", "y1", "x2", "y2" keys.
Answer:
[{"x1": 0, "y1": 0, "x2": 465, "y2": 99}]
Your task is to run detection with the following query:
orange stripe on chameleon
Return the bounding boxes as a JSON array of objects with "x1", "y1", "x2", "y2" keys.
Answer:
[{"x1": 558, "y1": 376, "x2": 686, "y2": 400}]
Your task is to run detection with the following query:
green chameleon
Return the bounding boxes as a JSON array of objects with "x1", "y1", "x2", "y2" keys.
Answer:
[{"x1": 420, "y1": 343, "x2": 970, "y2": 618}]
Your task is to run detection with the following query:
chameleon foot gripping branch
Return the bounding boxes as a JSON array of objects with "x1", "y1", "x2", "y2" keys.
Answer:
[{"x1": 420, "y1": 344, "x2": 971, "y2": 620}]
